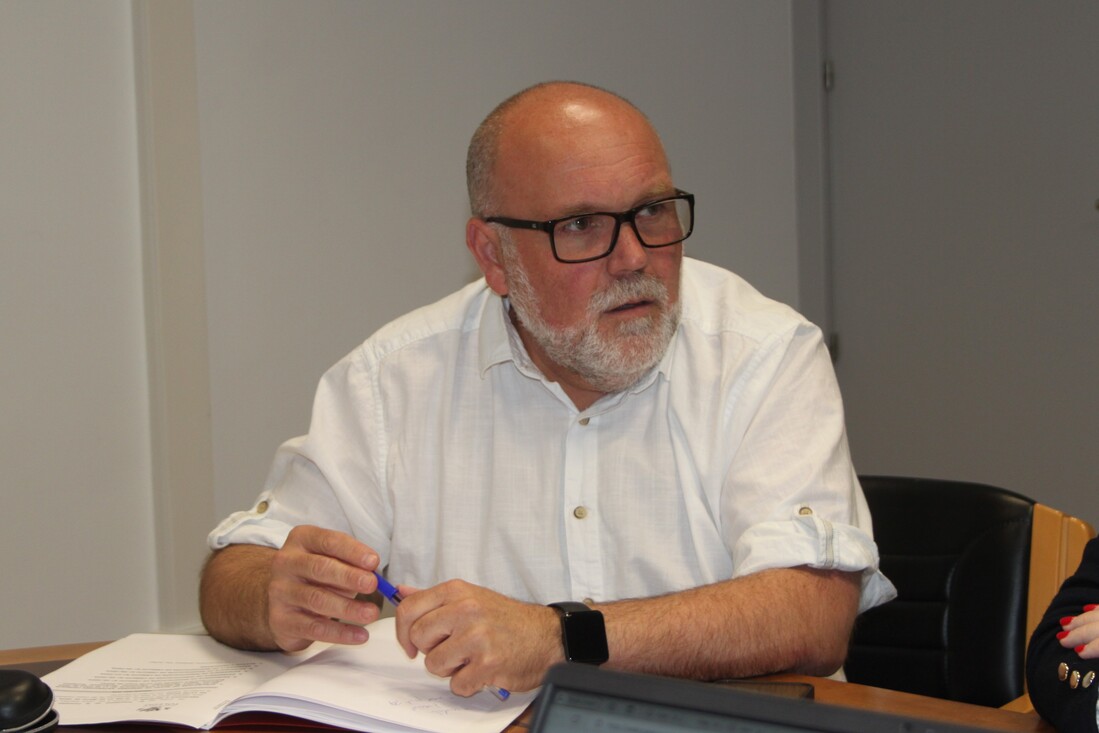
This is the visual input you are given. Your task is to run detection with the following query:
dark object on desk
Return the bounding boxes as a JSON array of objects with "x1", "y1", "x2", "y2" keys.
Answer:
[
  {"x1": 0, "y1": 669, "x2": 58, "y2": 732},
  {"x1": 530, "y1": 663, "x2": 992, "y2": 733},
  {"x1": 1026, "y1": 535, "x2": 1099, "y2": 733},
  {"x1": 847, "y1": 476, "x2": 1043, "y2": 707}
]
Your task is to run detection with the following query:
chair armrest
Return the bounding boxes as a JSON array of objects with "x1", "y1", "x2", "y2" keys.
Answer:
[{"x1": 999, "y1": 693, "x2": 1034, "y2": 713}]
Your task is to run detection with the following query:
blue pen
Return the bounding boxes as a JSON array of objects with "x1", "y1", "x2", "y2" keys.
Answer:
[{"x1": 374, "y1": 572, "x2": 511, "y2": 701}]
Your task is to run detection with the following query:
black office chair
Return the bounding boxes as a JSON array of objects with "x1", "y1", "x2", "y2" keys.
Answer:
[{"x1": 846, "y1": 475, "x2": 1093, "y2": 709}]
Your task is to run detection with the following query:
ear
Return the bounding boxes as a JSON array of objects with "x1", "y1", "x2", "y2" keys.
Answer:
[{"x1": 466, "y1": 218, "x2": 509, "y2": 296}]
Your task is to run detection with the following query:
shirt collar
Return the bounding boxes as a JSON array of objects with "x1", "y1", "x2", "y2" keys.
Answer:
[{"x1": 478, "y1": 294, "x2": 525, "y2": 375}]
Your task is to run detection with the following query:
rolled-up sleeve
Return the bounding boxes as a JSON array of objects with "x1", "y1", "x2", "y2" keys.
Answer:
[
  {"x1": 719, "y1": 318, "x2": 896, "y2": 613},
  {"x1": 734, "y1": 509, "x2": 896, "y2": 613},
  {"x1": 207, "y1": 437, "x2": 354, "y2": 550}
]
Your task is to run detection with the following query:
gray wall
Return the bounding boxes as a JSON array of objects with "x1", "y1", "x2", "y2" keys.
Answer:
[
  {"x1": 1, "y1": 1, "x2": 158, "y2": 647},
  {"x1": 827, "y1": 0, "x2": 1099, "y2": 526}
]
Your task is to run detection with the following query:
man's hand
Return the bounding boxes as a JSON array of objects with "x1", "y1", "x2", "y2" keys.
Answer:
[
  {"x1": 267, "y1": 526, "x2": 383, "y2": 651},
  {"x1": 200, "y1": 526, "x2": 382, "y2": 652},
  {"x1": 392, "y1": 580, "x2": 561, "y2": 696}
]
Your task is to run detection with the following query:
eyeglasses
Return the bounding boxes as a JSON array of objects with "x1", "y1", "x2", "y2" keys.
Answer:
[{"x1": 484, "y1": 190, "x2": 694, "y2": 264}]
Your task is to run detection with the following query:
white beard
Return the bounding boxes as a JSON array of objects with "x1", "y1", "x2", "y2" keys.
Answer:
[{"x1": 504, "y1": 254, "x2": 680, "y2": 394}]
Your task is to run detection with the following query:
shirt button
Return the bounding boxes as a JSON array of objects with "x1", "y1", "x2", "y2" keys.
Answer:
[
  {"x1": 578, "y1": 417, "x2": 590, "y2": 426},
  {"x1": 256, "y1": 500, "x2": 270, "y2": 513},
  {"x1": 798, "y1": 506, "x2": 813, "y2": 516},
  {"x1": 573, "y1": 506, "x2": 589, "y2": 519}
]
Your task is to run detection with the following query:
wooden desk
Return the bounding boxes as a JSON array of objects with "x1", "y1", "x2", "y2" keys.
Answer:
[
  {"x1": 765, "y1": 673, "x2": 1052, "y2": 733},
  {"x1": 0, "y1": 643, "x2": 1054, "y2": 732}
]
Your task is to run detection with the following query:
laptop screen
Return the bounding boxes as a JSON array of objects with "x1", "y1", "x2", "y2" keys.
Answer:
[
  {"x1": 530, "y1": 664, "x2": 991, "y2": 733},
  {"x1": 539, "y1": 687, "x2": 818, "y2": 733}
]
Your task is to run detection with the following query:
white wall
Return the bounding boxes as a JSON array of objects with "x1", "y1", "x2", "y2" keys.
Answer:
[
  {"x1": 1, "y1": 1, "x2": 812, "y2": 646},
  {"x1": 0, "y1": 1, "x2": 157, "y2": 647}
]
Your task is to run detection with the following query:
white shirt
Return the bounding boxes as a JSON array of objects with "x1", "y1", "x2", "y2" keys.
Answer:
[{"x1": 210, "y1": 258, "x2": 896, "y2": 612}]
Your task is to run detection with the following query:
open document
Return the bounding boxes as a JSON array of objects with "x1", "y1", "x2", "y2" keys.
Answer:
[{"x1": 42, "y1": 617, "x2": 536, "y2": 733}]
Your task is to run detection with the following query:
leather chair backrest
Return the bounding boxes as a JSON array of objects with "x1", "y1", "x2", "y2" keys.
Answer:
[{"x1": 846, "y1": 476, "x2": 1034, "y2": 707}]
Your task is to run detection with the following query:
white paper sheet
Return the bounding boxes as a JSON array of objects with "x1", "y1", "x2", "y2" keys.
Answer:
[{"x1": 43, "y1": 618, "x2": 536, "y2": 732}]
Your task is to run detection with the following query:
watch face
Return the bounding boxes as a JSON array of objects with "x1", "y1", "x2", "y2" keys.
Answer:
[{"x1": 563, "y1": 610, "x2": 609, "y2": 664}]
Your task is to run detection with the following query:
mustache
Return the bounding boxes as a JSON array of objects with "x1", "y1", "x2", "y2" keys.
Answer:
[{"x1": 589, "y1": 274, "x2": 669, "y2": 314}]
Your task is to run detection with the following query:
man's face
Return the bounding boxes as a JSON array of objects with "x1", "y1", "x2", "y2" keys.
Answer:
[{"x1": 488, "y1": 96, "x2": 683, "y2": 397}]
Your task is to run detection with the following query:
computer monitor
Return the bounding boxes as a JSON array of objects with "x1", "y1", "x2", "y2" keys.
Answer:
[{"x1": 530, "y1": 664, "x2": 991, "y2": 733}]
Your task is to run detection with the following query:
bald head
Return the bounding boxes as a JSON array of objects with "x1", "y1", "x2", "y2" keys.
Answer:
[{"x1": 466, "y1": 82, "x2": 667, "y2": 217}]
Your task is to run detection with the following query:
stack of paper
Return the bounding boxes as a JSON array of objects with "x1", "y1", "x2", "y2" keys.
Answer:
[{"x1": 43, "y1": 617, "x2": 537, "y2": 732}]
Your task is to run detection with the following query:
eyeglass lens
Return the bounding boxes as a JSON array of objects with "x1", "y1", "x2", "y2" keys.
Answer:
[{"x1": 552, "y1": 197, "x2": 692, "y2": 262}]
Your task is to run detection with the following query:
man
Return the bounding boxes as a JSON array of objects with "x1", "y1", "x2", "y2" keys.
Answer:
[{"x1": 200, "y1": 81, "x2": 895, "y2": 697}]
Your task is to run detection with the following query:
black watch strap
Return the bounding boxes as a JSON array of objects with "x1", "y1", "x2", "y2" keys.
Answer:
[{"x1": 549, "y1": 601, "x2": 609, "y2": 665}]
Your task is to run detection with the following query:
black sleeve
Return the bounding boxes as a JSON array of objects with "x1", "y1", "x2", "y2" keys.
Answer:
[{"x1": 1026, "y1": 536, "x2": 1099, "y2": 732}]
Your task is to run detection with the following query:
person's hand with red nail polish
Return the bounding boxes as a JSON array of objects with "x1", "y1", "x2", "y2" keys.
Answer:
[{"x1": 1059, "y1": 602, "x2": 1099, "y2": 659}]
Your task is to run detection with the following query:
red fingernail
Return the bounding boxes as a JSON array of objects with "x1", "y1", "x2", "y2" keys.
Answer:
[
  {"x1": 1076, "y1": 645, "x2": 1087, "y2": 654},
  {"x1": 1086, "y1": 604, "x2": 1098, "y2": 612},
  {"x1": 1058, "y1": 631, "x2": 1070, "y2": 640},
  {"x1": 1061, "y1": 616, "x2": 1075, "y2": 626}
]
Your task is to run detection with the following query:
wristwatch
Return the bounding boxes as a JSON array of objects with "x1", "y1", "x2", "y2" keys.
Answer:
[{"x1": 548, "y1": 601, "x2": 609, "y2": 665}]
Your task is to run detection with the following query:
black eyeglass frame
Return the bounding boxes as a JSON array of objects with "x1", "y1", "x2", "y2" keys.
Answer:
[{"x1": 483, "y1": 190, "x2": 695, "y2": 264}]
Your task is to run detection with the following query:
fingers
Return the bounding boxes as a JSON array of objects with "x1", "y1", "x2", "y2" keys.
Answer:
[
  {"x1": 269, "y1": 606, "x2": 374, "y2": 651},
  {"x1": 1058, "y1": 604, "x2": 1099, "y2": 658},
  {"x1": 420, "y1": 625, "x2": 511, "y2": 697},
  {"x1": 392, "y1": 580, "x2": 553, "y2": 694},
  {"x1": 267, "y1": 526, "x2": 383, "y2": 651},
  {"x1": 268, "y1": 569, "x2": 378, "y2": 645},
  {"x1": 393, "y1": 580, "x2": 461, "y2": 659},
  {"x1": 393, "y1": 580, "x2": 501, "y2": 690},
  {"x1": 283, "y1": 525, "x2": 380, "y2": 581}
]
